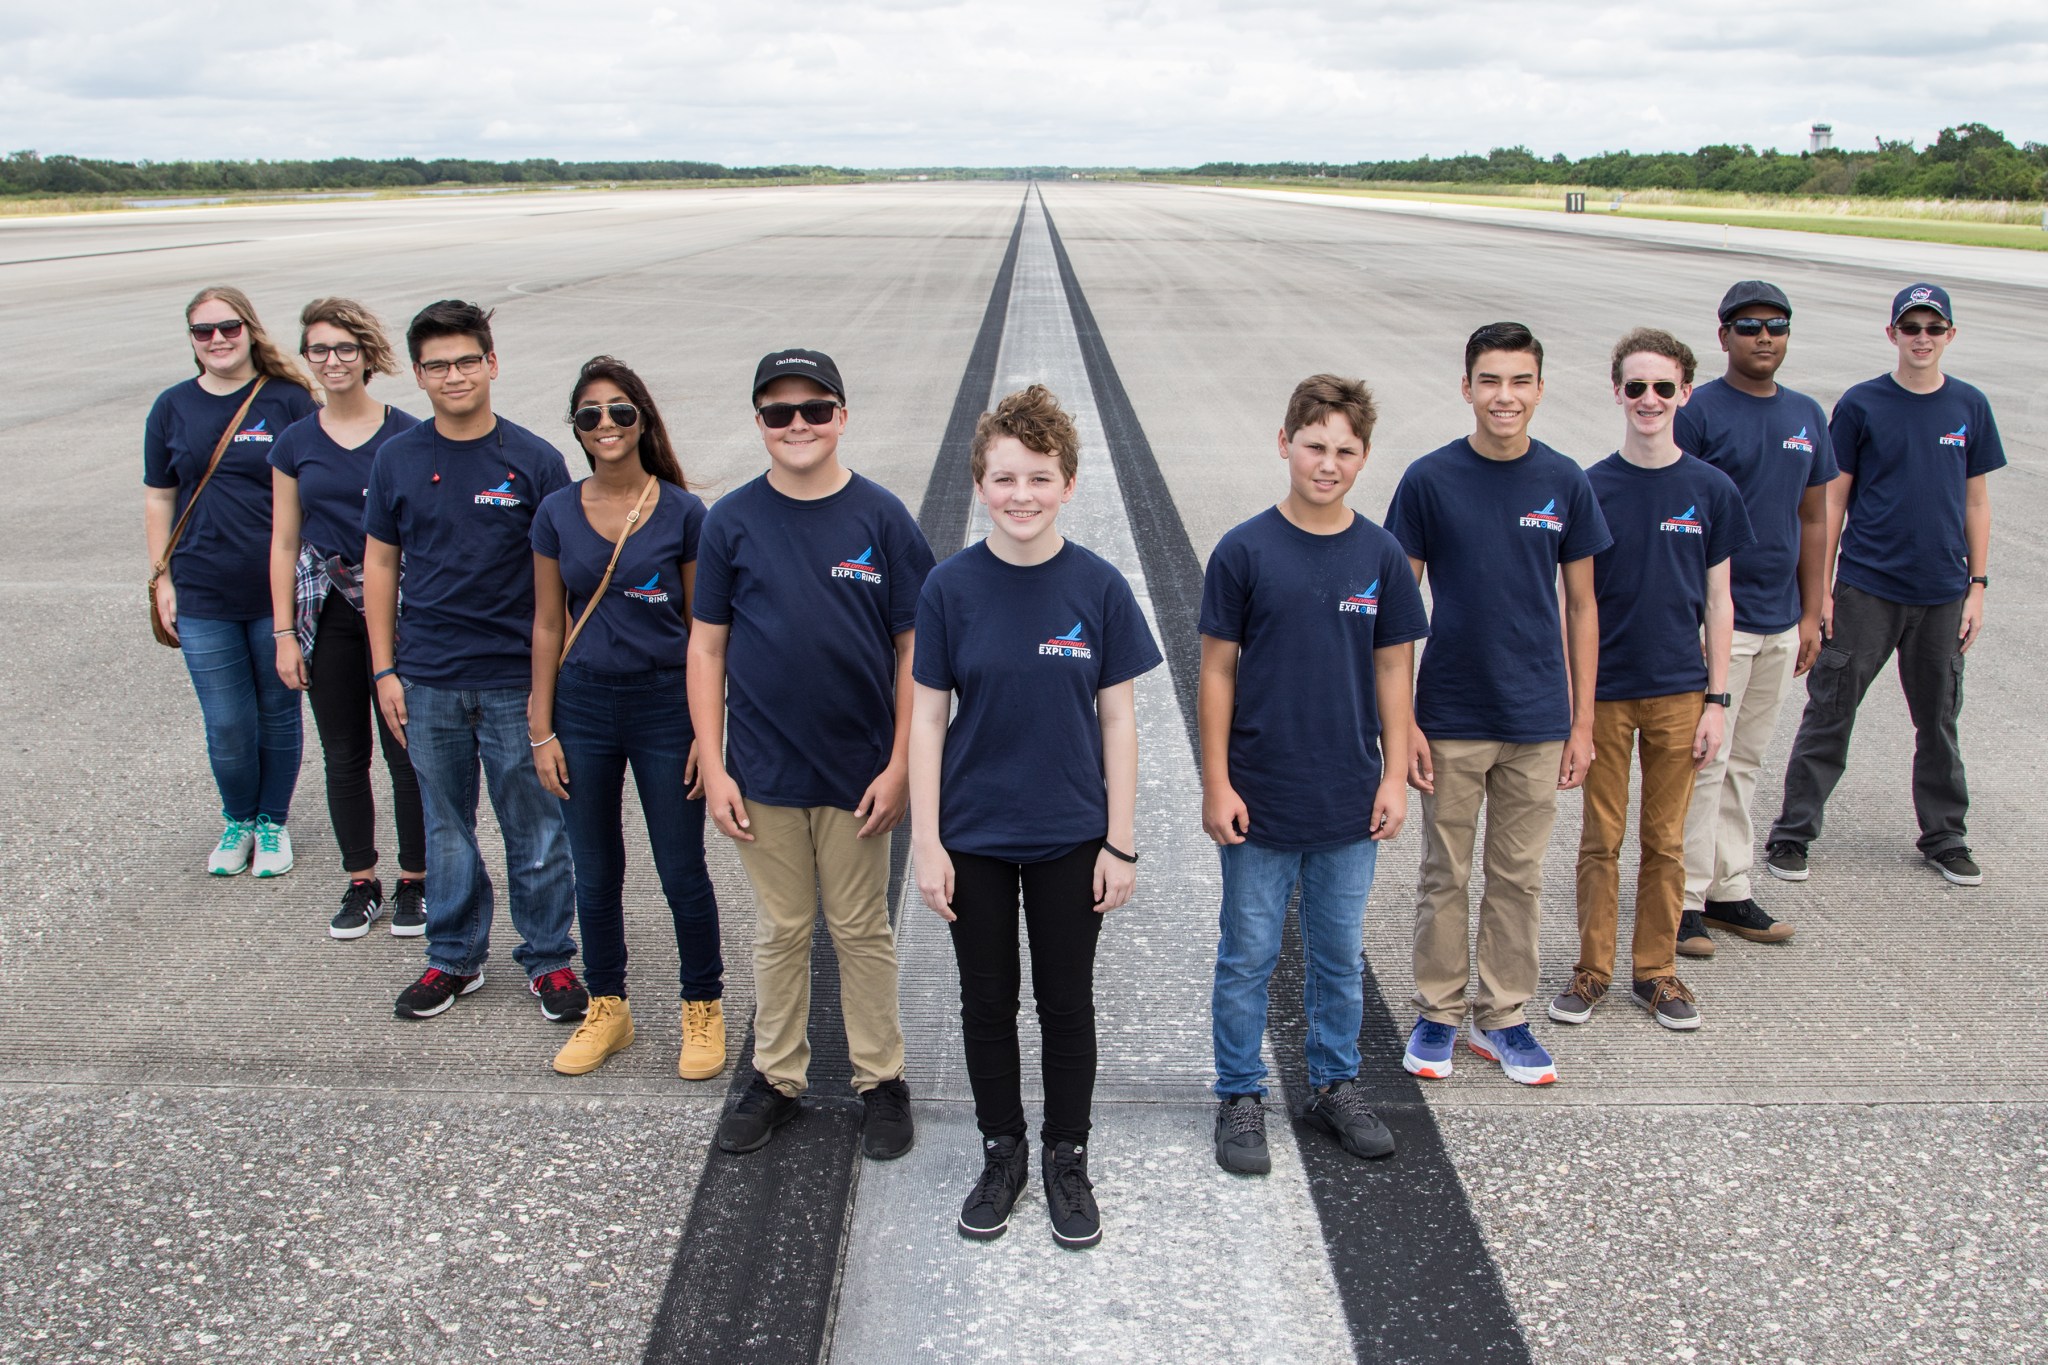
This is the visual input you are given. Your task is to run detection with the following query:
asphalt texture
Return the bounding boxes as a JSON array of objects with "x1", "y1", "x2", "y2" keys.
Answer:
[{"x1": 2, "y1": 181, "x2": 2044, "y2": 1362}]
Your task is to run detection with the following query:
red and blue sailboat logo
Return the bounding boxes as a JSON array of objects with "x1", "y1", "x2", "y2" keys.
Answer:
[
  {"x1": 1518, "y1": 498, "x2": 1564, "y2": 531},
  {"x1": 623, "y1": 572, "x2": 670, "y2": 603},
  {"x1": 474, "y1": 479, "x2": 521, "y2": 507},
  {"x1": 1038, "y1": 621, "x2": 1094, "y2": 659},
  {"x1": 830, "y1": 546, "x2": 883, "y2": 584},
  {"x1": 1658, "y1": 505, "x2": 1705, "y2": 535},
  {"x1": 1339, "y1": 579, "x2": 1381, "y2": 615}
]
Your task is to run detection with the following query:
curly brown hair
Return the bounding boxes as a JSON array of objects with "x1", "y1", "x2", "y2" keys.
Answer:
[
  {"x1": 970, "y1": 384, "x2": 1080, "y2": 483},
  {"x1": 299, "y1": 297, "x2": 401, "y2": 378},
  {"x1": 1283, "y1": 374, "x2": 1378, "y2": 445},
  {"x1": 1610, "y1": 327, "x2": 1697, "y2": 386}
]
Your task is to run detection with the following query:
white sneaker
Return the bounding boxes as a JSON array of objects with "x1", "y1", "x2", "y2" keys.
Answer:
[
  {"x1": 250, "y1": 818, "x2": 294, "y2": 878},
  {"x1": 208, "y1": 818, "x2": 255, "y2": 876}
]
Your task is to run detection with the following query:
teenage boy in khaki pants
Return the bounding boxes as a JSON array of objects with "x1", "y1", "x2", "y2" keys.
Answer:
[
  {"x1": 1387, "y1": 322, "x2": 1610, "y2": 1087},
  {"x1": 689, "y1": 349, "x2": 935, "y2": 1159}
]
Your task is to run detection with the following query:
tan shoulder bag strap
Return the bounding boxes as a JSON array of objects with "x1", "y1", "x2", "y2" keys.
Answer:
[
  {"x1": 155, "y1": 376, "x2": 269, "y2": 579},
  {"x1": 559, "y1": 477, "x2": 660, "y2": 666}
]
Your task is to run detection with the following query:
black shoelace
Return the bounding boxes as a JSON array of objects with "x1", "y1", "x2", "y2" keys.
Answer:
[{"x1": 1224, "y1": 1099, "x2": 1266, "y2": 1137}]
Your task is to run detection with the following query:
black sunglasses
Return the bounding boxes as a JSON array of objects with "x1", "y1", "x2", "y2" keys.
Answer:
[
  {"x1": 756, "y1": 399, "x2": 841, "y2": 429},
  {"x1": 572, "y1": 402, "x2": 640, "y2": 432},
  {"x1": 1894, "y1": 321, "x2": 1951, "y2": 337},
  {"x1": 1622, "y1": 379, "x2": 1679, "y2": 399},
  {"x1": 1727, "y1": 318, "x2": 1790, "y2": 338},
  {"x1": 189, "y1": 319, "x2": 246, "y2": 341}
]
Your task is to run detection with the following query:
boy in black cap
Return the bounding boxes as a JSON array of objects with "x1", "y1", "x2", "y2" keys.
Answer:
[
  {"x1": 688, "y1": 348, "x2": 936, "y2": 1156},
  {"x1": 1672, "y1": 281, "x2": 1835, "y2": 953},
  {"x1": 1767, "y1": 285, "x2": 2004, "y2": 886}
]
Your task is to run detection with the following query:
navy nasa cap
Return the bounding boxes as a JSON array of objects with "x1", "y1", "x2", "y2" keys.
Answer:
[
  {"x1": 1890, "y1": 283, "x2": 1953, "y2": 324},
  {"x1": 751, "y1": 348, "x2": 846, "y2": 405}
]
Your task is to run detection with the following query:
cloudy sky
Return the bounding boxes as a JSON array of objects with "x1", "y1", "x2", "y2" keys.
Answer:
[{"x1": 7, "y1": 1, "x2": 2045, "y2": 167}]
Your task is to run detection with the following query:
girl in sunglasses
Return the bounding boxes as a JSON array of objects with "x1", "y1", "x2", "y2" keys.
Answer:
[
  {"x1": 527, "y1": 356, "x2": 726, "y2": 1080},
  {"x1": 144, "y1": 287, "x2": 318, "y2": 878},
  {"x1": 268, "y1": 298, "x2": 427, "y2": 940}
]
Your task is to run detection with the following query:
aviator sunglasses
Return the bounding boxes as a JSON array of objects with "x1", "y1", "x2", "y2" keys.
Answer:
[
  {"x1": 1894, "y1": 321, "x2": 1951, "y2": 336},
  {"x1": 1622, "y1": 379, "x2": 1679, "y2": 399},
  {"x1": 572, "y1": 402, "x2": 641, "y2": 432},
  {"x1": 756, "y1": 399, "x2": 842, "y2": 429},
  {"x1": 1728, "y1": 317, "x2": 1790, "y2": 338},
  {"x1": 188, "y1": 319, "x2": 246, "y2": 341}
]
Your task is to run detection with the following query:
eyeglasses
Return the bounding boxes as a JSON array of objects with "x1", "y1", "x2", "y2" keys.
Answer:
[
  {"x1": 304, "y1": 342, "x2": 362, "y2": 363},
  {"x1": 1894, "y1": 321, "x2": 1952, "y2": 336},
  {"x1": 1622, "y1": 379, "x2": 1679, "y2": 399},
  {"x1": 756, "y1": 399, "x2": 842, "y2": 429},
  {"x1": 189, "y1": 319, "x2": 246, "y2": 341},
  {"x1": 1727, "y1": 318, "x2": 1790, "y2": 338},
  {"x1": 418, "y1": 354, "x2": 486, "y2": 379},
  {"x1": 572, "y1": 402, "x2": 640, "y2": 432}
]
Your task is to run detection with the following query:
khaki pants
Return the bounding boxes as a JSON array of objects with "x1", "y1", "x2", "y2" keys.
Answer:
[
  {"x1": 734, "y1": 801, "x2": 905, "y2": 1096},
  {"x1": 1413, "y1": 739, "x2": 1562, "y2": 1030},
  {"x1": 1576, "y1": 694, "x2": 1703, "y2": 987},
  {"x1": 1684, "y1": 628, "x2": 1798, "y2": 910}
]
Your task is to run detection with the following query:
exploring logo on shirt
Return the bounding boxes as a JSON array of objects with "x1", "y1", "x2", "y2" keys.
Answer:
[
  {"x1": 1783, "y1": 427, "x2": 1815, "y2": 454},
  {"x1": 1940, "y1": 425, "x2": 1968, "y2": 449},
  {"x1": 623, "y1": 573, "x2": 670, "y2": 603},
  {"x1": 474, "y1": 480, "x2": 521, "y2": 508},
  {"x1": 830, "y1": 546, "x2": 883, "y2": 585},
  {"x1": 231, "y1": 420, "x2": 273, "y2": 445},
  {"x1": 1037, "y1": 622, "x2": 1093, "y2": 659},
  {"x1": 1338, "y1": 580, "x2": 1380, "y2": 615},
  {"x1": 1519, "y1": 498, "x2": 1564, "y2": 532},
  {"x1": 1658, "y1": 505, "x2": 1705, "y2": 536}
]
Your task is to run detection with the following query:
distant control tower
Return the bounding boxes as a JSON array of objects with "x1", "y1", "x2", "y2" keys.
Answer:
[{"x1": 1810, "y1": 122, "x2": 1834, "y2": 153}]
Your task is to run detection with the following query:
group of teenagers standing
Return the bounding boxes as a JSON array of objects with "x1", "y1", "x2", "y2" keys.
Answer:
[{"x1": 144, "y1": 272, "x2": 1999, "y2": 1249}]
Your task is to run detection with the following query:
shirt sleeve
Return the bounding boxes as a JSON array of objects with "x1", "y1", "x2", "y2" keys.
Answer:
[
  {"x1": 1097, "y1": 568, "x2": 1163, "y2": 689},
  {"x1": 909, "y1": 577, "x2": 954, "y2": 690},
  {"x1": 1673, "y1": 403, "x2": 1705, "y2": 460},
  {"x1": 1965, "y1": 393, "x2": 2007, "y2": 477},
  {"x1": 269, "y1": 421, "x2": 304, "y2": 478},
  {"x1": 884, "y1": 503, "x2": 938, "y2": 636},
  {"x1": 1828, "y1": 394, "x2": 1866, "y2": 479},
  {"x1": 691, "y1": 508, "x2": 735, "y2": 626},
  {"x1": 1558, "y1": 468, "x2": 1613, "y2": 563},
  {"x1": 142, "y1": 390, "x2": 177, "y2": 488},
  {"x1": 1704, "y1": 473, "x2": 1755, "y2": 568},
  {"x1": 1196, "y1": 534, "x2": 1250, "y2": 642},
  {"x1": 680, "y1": 494, "x2": 706, "y2": 565},
  {"x1": 1384, "y1": 471, "x2": 1428, "y2": 562},
  {"x1": 363, "y1": 448, "x2": 400, "y2": 545},
  {"x1": 1806, "y1": 398, "x2": 1839, "y2": 485},
  {"x1": 536, "y1": 444, "x2": 573, "y2": 501},
  {"x1": 530, "y1": 493, "x2": 562, "y2": 559},
  {"x1": 1374, "y1": 542, "x2": 1431, "y2": 647}
]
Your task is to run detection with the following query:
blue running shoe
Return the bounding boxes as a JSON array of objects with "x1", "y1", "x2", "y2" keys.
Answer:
[
  {"x1": 1467, "y1": 1020, "x2": 1557, "y2": 1086},
  {"x1": 1402, "y1": 1017, "x2": 1457, "y2": 1079}
]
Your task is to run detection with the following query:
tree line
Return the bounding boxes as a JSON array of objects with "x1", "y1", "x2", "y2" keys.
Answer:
[{"x1": 0, "y1": 153, "x2": 850, "y2": 196}]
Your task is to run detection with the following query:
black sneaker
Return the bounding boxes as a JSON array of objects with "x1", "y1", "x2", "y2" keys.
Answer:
[
  {"x1": 389, "y1": 878, "x2": 426, "y2": 937},
  {"x1": 1763, "y1": 840, "x2": 1808, "y2": 882},
  {"x1": 1041, "y1": 1141, "x2": 1102, "y2": 1250},
  {"x1": 861, "y1": 1078, "x2": 915, "y2": 1160},
  {"x1": 717, "y1": 1071, "x2": 801, "y2": 1154},
  {"x1": 1676, "y1": 909, "x2": 1716, "y2": 958},
  {"x1": 329, "y1": 878, "x2": 383, "y2": 940},
  {"x1": 395, "y1": 967, "x2": 482, "y2": 1019},
  {"x1": 1702, "y1": 897, "x2": 1794, "y2": 943},
  {"x1": 1631, "y1": 976, "x2": 1702, "y2": 1031},
  {"x1": 530, "y1": 967, "x2": 589, "y2": 1022},
  {"x1": 1303, "y1": 1079, "x2": 1396, "y2": 1160},
  {"x1": 957, "y1": 1134, "x2": 1031, "y2": 1240},
  {"x1": 1213, "y1": 1094, "x2": 1271, "y2": 1175},
  {"x1": 1927, "y1": 848, "x2": 1983, "y2": 886}
]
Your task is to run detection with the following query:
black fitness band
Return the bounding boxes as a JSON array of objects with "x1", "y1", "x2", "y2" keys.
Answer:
[{"x1": 1102, "y1": 842, "x2": 1137, "y2": 864}]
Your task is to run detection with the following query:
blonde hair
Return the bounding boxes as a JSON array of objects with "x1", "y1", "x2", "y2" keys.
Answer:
[
  {"x1": 186, "y1": 285, "x2": 313, "y2": 393},
  {"x1": 970, "y1": 384, "x2": 1080, "y2": 483},
  {"x1": 299, "y1": 297, "x2": 400, "y2": 378}
]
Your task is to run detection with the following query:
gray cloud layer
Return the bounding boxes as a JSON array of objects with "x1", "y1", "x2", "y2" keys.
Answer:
[{"x1": 8, "y1": 1, "x2": 2045, "y2": 165}]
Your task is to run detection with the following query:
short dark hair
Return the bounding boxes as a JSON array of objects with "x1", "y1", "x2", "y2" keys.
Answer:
[
  {"x1": 1464, "y1": 321, "x2": 1543, "y2": 379},
  {"x1": 1283, "y1": 374, "x2": 1377, "y2": 446},
  {"x1": 406, "y1": 299, "x2": 494, "y2": 364},
  {"x1": 1609, "y1": 327, "x2": 1697, "y2": 386}
]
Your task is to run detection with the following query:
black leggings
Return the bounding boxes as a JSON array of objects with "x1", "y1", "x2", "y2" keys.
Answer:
[
  {"x1": 306, "y1": 591, "x2": 425, "y2": 875},
  {"x1": 946, "y1": 840, "x2": 1104, "y2": 1146}
]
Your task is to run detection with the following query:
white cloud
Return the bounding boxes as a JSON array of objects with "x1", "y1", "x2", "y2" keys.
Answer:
[{"x1": 5, "y1": 0, "x2": 2044, "y2": 165}]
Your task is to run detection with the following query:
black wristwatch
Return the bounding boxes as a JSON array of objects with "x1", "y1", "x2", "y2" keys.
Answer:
[
  {"x1": 1969, "y1": 575, "x2": 1989, "y2": 589},
  {"x1": 1703, "y1": 692, "x2": 1732, "y2": 707}
]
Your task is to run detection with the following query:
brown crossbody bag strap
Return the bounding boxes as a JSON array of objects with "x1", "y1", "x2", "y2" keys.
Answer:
[
  {"x1": 559, "y1": 476, "x2": 660, "y2": 666},
  {"x1": 148, "y1": 377, "x2": 268, "y2": 646}
]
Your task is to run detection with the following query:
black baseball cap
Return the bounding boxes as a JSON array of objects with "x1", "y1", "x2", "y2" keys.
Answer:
[
  {"x1": 752, "y1": 349, "x2": 846, "y2": 405},
  {"x1": 1891, "y1": 283, "x2": 1953, "y2": 324},
  {"x1": 1717, "y1": 280, "x2": 1792, "y2": 323}
]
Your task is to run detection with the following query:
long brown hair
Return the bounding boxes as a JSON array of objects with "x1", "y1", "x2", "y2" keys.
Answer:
[
  {"x1": 569, "y1": 355, "x2": 688, "y2": 488},
  {"x1": 185, "y1": 285, "x2": 313, "y2": 393}
]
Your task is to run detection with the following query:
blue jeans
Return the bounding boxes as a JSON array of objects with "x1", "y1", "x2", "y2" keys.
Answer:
[
  {"x1": 1212, "y1": 837, "x2": 1379, "y2": 1097},
  {"x1": 403, "y1": 681, "x2": 576, "y2": 978},
  {"x1": 554, "y1": 664, "x2": 723, "y2": 1001},
  {"x1": 177, "y1": 615, "x2": 302, "y2": 823}
]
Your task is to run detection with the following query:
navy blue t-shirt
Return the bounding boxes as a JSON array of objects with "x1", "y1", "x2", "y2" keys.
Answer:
[
  {"x1": 1587, "y1": 454, "x2": 1754, "y2": 702},
  {"x1": 143, "y1": 376, "x2": 319, "y2": 620},
  {"x1": 1385, "y1": 438, "x2": 1612, "y2": 743},
  {"x1": 915, "y1": 540, "x2": 1162, "y2": 861},
  {"x1": 1831, "y1": 375, "x2": 2006, "y2": 606},
  {"x1": 270, "y1": 406, "x2": 422, "y2": 564},
  {"x1": 1674, "y1": 379, "x2": 1836, "y2": 635},
  {"x1": 532, "y1": 480, "x2": 706, "y2": 676},
  {"x1": 363, "y1": 418, "x2": 572, "y2": 690},
  {"x1": 1199, "y1": 508, "x2": 1430, "y2": 850},
  {"x1": 694, "y1": 471, "x2": 936, "y2": 811}
]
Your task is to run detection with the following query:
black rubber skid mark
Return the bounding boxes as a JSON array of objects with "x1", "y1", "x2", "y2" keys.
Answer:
[{"x1": 1041, "y1": 188, "x2": 1531, "y2": 1365}]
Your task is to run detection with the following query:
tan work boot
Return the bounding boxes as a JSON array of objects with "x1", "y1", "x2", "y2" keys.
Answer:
[
  {"x1": 679, "y1": 998, "x2": 727, "y2": 1081},
  {"x1": 553, "y1": 995, "x2": 634, "y2": 1075}
]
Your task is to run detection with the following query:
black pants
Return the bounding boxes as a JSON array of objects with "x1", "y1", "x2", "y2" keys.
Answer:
[
  {"x1": 1771, "y1": 582, "x2": 1968, "y2": 856},
  {"x1": 947, "y1": 840, "x2": 1104, "y2": 1146},
  {"x1": 306, "y1": 591, "x2": 426, "y2": 874}
]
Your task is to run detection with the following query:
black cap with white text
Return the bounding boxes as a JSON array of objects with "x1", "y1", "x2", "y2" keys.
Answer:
[{"x1": 751, "y1": 349, "x2": 846, "y2": 405}]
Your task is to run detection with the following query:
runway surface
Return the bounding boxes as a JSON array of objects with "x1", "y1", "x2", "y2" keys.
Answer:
[{"x1": 1, "y1": 181, "x2": 2043, "y2": 1363}]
